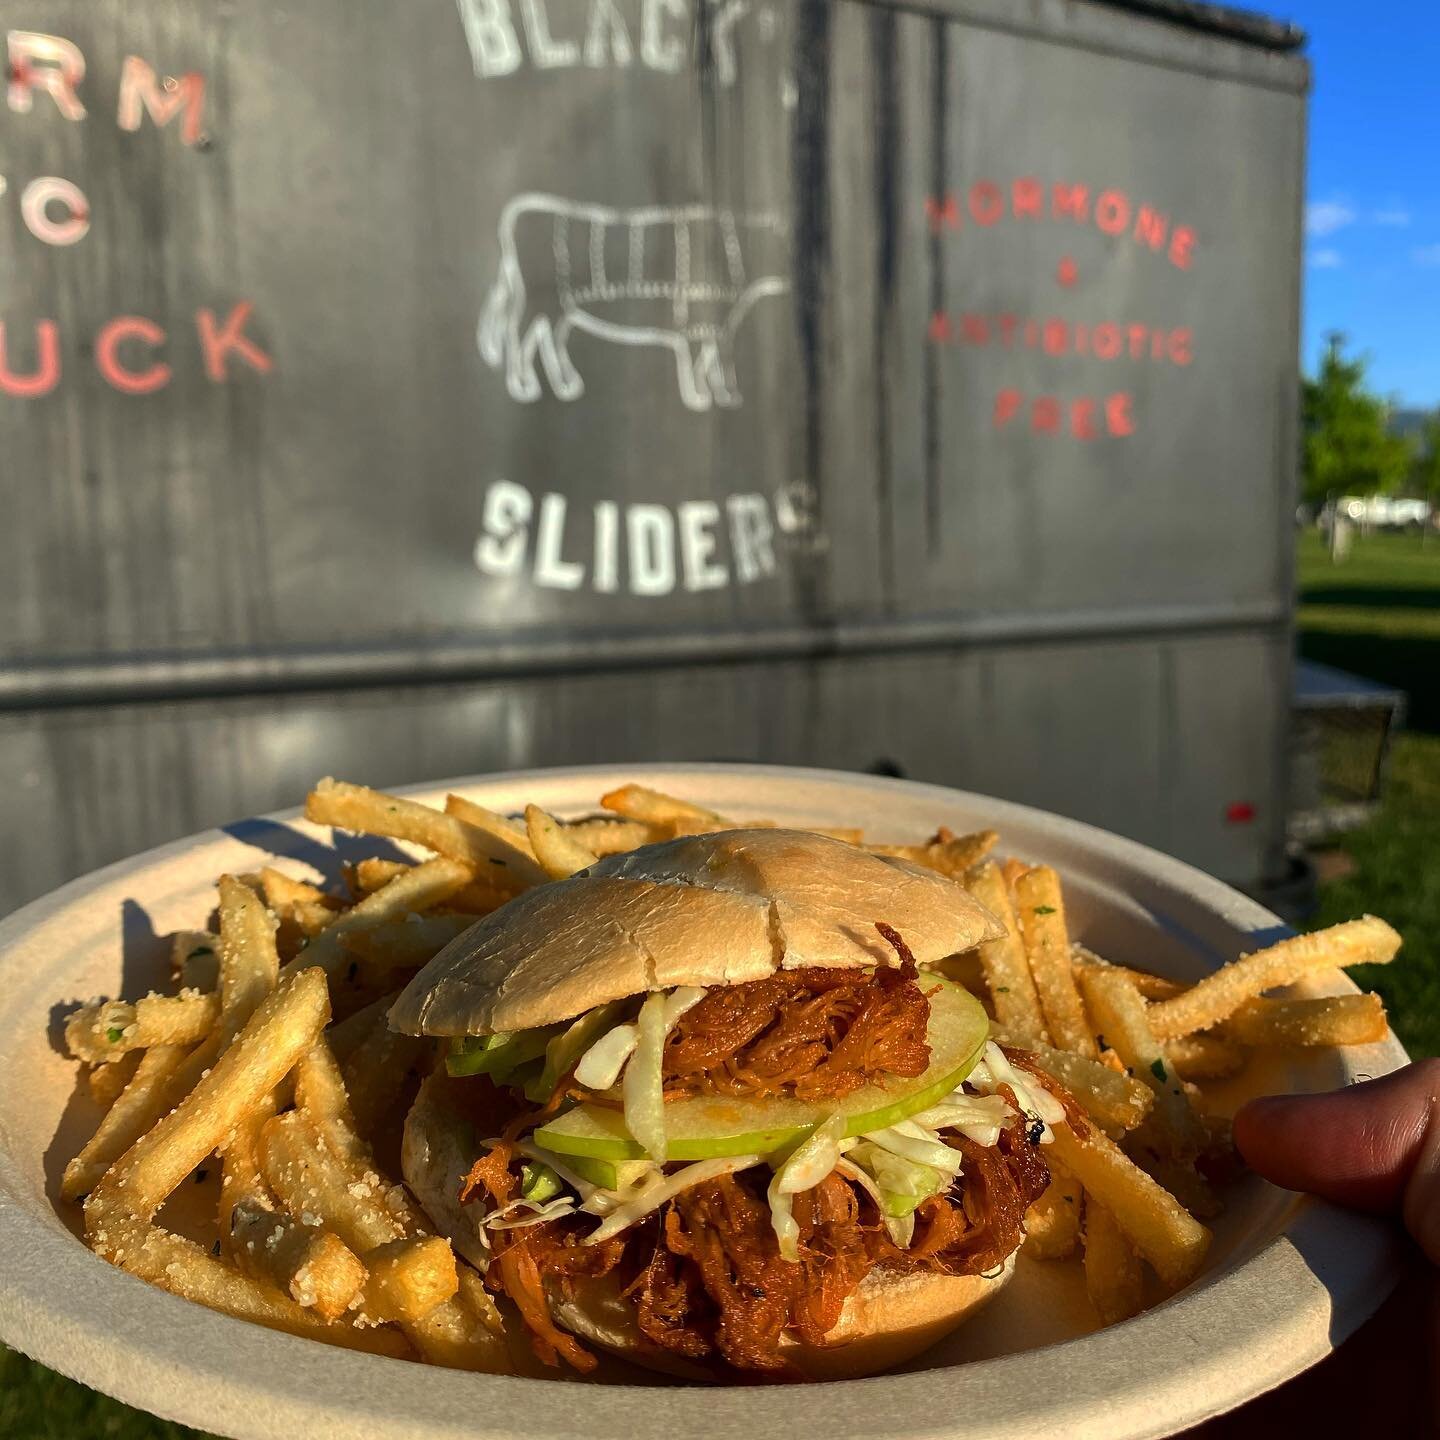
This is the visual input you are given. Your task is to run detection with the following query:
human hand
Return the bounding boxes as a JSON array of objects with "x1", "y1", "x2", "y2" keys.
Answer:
[{"x1": 1233, "y1": 1059, "x2": 1440, "y2": 1262}]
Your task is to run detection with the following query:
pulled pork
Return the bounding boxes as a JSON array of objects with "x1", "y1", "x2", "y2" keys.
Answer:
[
  {"x1": 662, "y1": 927, "x2": 932, "y2": 1103},
  {"x1": 463, "y1": 924, "x2": 1052, "y2": 1375},
  {"x1": 475, "y1": 1118, "x2": 1049, "y2": 1375}
]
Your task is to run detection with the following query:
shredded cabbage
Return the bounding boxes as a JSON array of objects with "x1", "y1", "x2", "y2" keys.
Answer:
[
  {"x1": 973, "y1": 1040, "x2": 1065, "y2": 1140},
  {"x1": 574, "y1": 1019, "x2": 640, "y2": 1090},
  {"x1": 846, "y1": 1139, "x2": 947, "y2": 1218},
  {"x1": 583, "y1": 1153, "x2": 763, "y2": 1245},
  {"x1": 837, "y1": 1158, "x2": 915, "y2": 1249},
  {"x1": 573, "y1": 986, "x2": 706, "y2": 1095},
  {"x1": 618, "y1": 987, "x2": 707, "y2": 1163},
  {"x1": 624, "y1": 992, "x2": 671, "y2": 1161},
  {"x1": 861, "y1": 1120, "x2": 965, "y2": 1175},
  {"x1": 906, "y1": 1092, "x2": 1016, "y2": 1147},
  {"x1": 578, "y1": 1166, "x2": 666, "y2": 1218},
  {"x1": 765, "y1": 1114, "x2": 846, "y2": 1262},
  {"x1": 479, "y1": 1194, "x2": 577, "y2": 1235}
]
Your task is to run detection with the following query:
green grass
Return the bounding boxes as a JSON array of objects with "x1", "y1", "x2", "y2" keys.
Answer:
[
  {"x1": 1310, "y1": 732, "x2": 1440, "y2": 1060},
  {"x1": 1297, "y1": 529, "x2": 1440, "y2": 731},
  {"x1": 1296, "y1": 529, "x2": 1439, "y2": 1056},
  {"x1": 0, "y1": 1345, "x2": 212, "y2": 1440},
  {"x1": 1297, "y1": 527, "x2": 1440, "y2": 598}
]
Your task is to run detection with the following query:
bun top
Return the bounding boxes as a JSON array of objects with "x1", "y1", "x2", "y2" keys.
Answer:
[{"x1": 388, "y1": 828, "x2": 1004, "y2": 1037}]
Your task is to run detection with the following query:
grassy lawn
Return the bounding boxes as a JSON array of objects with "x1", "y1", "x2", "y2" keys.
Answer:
[
  {"x1": 1310, "y1": 732, "x2": 1440, "y2": 1059},
  {"x1": 0, "y1": 1346, "x2": 212, "y2": 1440},
  {"x1": 1297, "y1": 527, "x2": 1440, "y2": 1059},
  {"x1": 1297, "y1": 528, "x2": 1440, "y2": 731}
]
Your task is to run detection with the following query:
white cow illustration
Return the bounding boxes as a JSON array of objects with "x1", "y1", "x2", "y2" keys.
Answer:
[{"x1": 478, "y1": 195, "x2": 790, "y2": 412}]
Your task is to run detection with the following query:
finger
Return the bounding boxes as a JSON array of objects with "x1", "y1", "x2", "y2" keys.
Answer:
[{"x1": 1233, "y1": 1060, "x2": 1440, "y2": 1262}]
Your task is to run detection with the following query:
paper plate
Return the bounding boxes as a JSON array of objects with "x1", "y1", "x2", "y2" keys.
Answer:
[{"x1": 0, "y1": 764, "x2": 1410, "y2": 1439}]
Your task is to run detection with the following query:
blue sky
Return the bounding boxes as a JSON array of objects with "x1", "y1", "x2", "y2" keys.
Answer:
[{"x1": 1282, "y1": 1, "x2": 1440, "y2": 406}]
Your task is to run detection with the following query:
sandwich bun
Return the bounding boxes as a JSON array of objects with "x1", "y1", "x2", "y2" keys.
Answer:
[
  {"x1": 550, "y1": 1258, "x2": 1015, "y2": 1382},
  {"x1": 390, "y1": 827, "x2": 1003, "y2": 1037}
]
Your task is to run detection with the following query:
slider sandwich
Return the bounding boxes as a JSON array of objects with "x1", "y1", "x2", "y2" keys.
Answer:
[{"x1": 392, "y1": 830, "x2": 1067, "y2": 1379}]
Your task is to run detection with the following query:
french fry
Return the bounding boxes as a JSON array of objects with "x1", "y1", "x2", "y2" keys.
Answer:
[
  {"x1": 1143, "y1": 1156, "x2": 1221, "y2": 1221},
  {"x1": 230, "y1": 1197, "x2": 369, "y2": 1322},
  {"x1": 1014, "y1": 867, "x2": 1097, "y2": 1058},
  {"x1": 558, "y1": 816, "x2": 665, "y2": 855},
  {"x1": 87, "y1": 1051, "x2": 142, "y2": 1110},
  {"x1": 932, "y1": 948, "x2": 987, "y2": 996},
  {"x1": 218, "y1": 1098, "x2": 275, "y2": 1241},
  {"x1": 456, "y1": 1264, "x2": 507, "y2": 1339},
  {"x1": 214, "y1": 875, "x2": 286, "y2": 1236},
  {"x1": 1082, "y1": 1198, "x2": 1144, "y2": 1325},
  {"x1": 995, "y1": 1036, "x2": 1154, "y2": 1133},
  {"x1": 326, "y1": 990, "x2": 401, "y2": 1062},
  {"x1": 1164, "y1": 1031, "x2": 1247, "y2": 1081},
  {"x1": 1146, "y1": 917, "x2": 1401, "y2": 1040},
  {"x1": 408, "y1": 1279, "x2": 512, "y2": 1372},
  {"x1": 217, "y1": 875, "x2": 282, "y2": 1031},
  {"x1": 336, "y1": 915, "x2": 475, "y2": 988},
  {"x1": 259, "y1": 867, "x2": 341, "y2": 913},
  {"x1": 87, "y1": 969, "x2": 326, "y2": 1225},
  {"x1": 1071, "y1": 944, "x2": 1187, "y2": 1001},
  {"x1": 63, "y1": 1044, "x2": 188, "y2": 1200},
  {"x1": 441, "y1": 882, "x2": 515, "y2": 916},
  {"x1": 1227, "y1": 993, "x2": 1389, "y2": 1047},
  {"x1": 869, "y1": 829, "x2": 998, "y2": 879},
  {"x1": 1001, "y1": 857, "x2": 1032, "y2": 890},
  {"x1": 600, "y1": 783, "x2": 729, "y2": 829},
  {"x1": 348, "y1": 859, "x2": 511, "y2": 918},
  {"x1": 525, "y1": 804, "x2": 599, "y2": 880},
  {"x1": 965, "y1": 861, "x2": 1048, "y2": 1045},
  {"x1": 1024, "y1": 1163, "x2": 1083, "y2": 1259},
  {"x1": 555, "y1": 812, "x2": 662, "y2": 852},
  {"x1": 444, "y1": 794, "x2": 536, "y2": 858},
  {"x1": 1077, "y1": 967, "x2": 1205, "y2": 1157},
  {"x1": 343, "y1": 1016, "x2": 432, "y2": 1140},
  {"x1": 260, "y1": 1110, "x2": 455, "y2": 1329},
  {"x1": 294, "y1": 1039, "x2": 434, "y2": 1228},
  {"x1": 80, "y1": 969, "x2": 392, "y2": 1348},
  {"x1": 65, "y1": 991, "x2": 219, "y2": 1064},
  {"x1": 1047, "y1": 1121, "x2": 1210, "y2": 1290},
  {"x1": 295, "y1": 1039, "x2": 368, "y2": 1167},
  {"x1": 279, "y1": 858, "x2": 473, "y2": 984},
  {"x1": 348, "y1": 857, "x2": 411, "y2": 894},
  {"x1": 287, "y1": 899, "x2": 342, "y2": 940},
  {"x1": 306, "y1": 778, "x2": 547, "y2": 889},
  {"x1": 359, "y1": 1236, "x2": 460, "y2": 1324}
]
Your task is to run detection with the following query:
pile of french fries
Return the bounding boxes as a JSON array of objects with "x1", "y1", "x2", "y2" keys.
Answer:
[
  {"x1": 58, "y1": 777, "x2": 1402, "y2": 1364},
  {"x1": 956, "y1": 854, "x2": 1397, "y2": 1323}
]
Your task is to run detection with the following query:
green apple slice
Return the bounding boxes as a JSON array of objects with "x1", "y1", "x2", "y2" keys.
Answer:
[
  {"x1": 533, "y1": 980, "x2": 989, "y2": 1163},
  {"x1": 555, "y1": 1154, "x2": 656, "y2": 1190}
]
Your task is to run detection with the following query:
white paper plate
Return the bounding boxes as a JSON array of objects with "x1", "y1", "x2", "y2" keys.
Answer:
[{"x1": 0, "y1": 764, "x2": 1410, "y2": 1439}]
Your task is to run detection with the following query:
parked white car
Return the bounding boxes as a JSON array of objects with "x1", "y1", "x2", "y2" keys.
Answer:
[{"x1": 1334, "y1": 495, "x2": 1433, "y2": 531}]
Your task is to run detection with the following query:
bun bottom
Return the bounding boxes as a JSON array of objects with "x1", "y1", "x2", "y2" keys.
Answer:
[{"x1": 549, "y1": 1254, "x2": 1015, "y2": 1382}]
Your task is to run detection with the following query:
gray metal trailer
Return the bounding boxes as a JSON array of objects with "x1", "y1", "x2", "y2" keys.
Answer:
[{"x1": 0, "y1": 0, "x2": 1307, "y2": 915}]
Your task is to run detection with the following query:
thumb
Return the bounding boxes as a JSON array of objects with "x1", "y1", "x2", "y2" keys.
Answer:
[{"x1": 1233, "y1": 1059, "x2": 1440, "y2": 1264}]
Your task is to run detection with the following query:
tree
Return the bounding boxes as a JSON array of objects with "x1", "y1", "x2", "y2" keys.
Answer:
[
  {"x1": 1411, "y1": 409, "x2": 1440, "y2": 543},
  {"x1": 1301, "y1": 333, "x2": 1413, "y2": 507}
]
